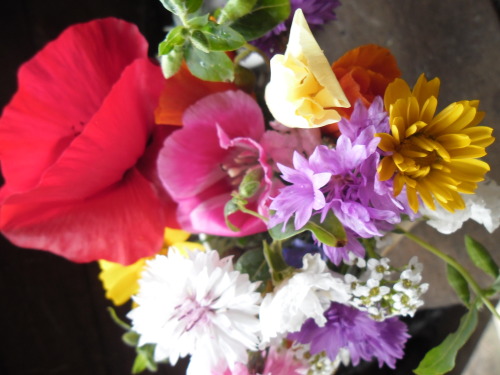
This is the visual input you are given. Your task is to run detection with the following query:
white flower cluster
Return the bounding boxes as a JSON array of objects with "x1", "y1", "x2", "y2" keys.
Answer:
[{"x1": 345, "y1": 256, "x2": 428, "y2": 320}]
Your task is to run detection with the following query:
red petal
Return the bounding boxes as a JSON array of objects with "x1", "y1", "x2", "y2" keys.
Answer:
[
  {"x1": 0, "y1": 169, "x2": 168, "y2": 264},
  {"x1": 0, "y1": 18, "x2": 148, "y2": 193}
]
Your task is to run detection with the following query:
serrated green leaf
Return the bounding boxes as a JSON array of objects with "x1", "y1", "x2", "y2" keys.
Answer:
[
  {"x1": 229, "y1": 0, "x2": 291, "y2": 41},
  {"x1": 160, "y1": 46, "x2": 184, "y2": 79},
  {"x1": 269, "y1": 212, "x2": 346, "y2": 248},
  {"x1": 446, "y1": 264, "x2": 470, "y2": 305},
  {"x1": 224, "y1": 199, "x2": 241, "y2": 232},
  {"x1": 200, "y1": 22, "x2": 246, "y2": 51},
  {"x1": 218, "y1": 0, "x2": 258, "y2": 23},
  {"x1": 465, "y1": 235, "x2": 499, "y2": 278},
  {"x1": 414, "y1": 307, "x2": 478, "y2": 375},
  {"x1": 185, "y1": 44, "x2": 234, "y2": 82},
  {"x1": 235, "y1": 248, "x2": 271, "y2": 285}
]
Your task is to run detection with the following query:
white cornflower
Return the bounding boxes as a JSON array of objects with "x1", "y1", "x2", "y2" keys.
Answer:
[
  {"x1": 259, "y1": 253, "x2": 350, "y2": 344},
  {"x1": 128, "y1": 248, "x2": 262, "y2": 375}
]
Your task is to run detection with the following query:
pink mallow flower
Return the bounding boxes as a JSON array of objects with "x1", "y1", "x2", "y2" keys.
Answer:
[{"x1": 158, "y1": 90, "x2": 277, "y2": 236}]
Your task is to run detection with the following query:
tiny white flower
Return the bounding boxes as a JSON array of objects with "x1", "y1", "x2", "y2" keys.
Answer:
[
  {"x1": 128, "y1": 249, "x2": 262, "y2": 375},
  {"x1": 367, "y1": 258, "x2": 391, "y2": 280},
  {"x1": 259, "y1": 253, "x2": 350, "y2": 344}
]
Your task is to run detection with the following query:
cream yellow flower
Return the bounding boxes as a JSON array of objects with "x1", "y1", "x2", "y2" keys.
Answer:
[
  {"x1": 377, "y1": 74, "x2": 494, "y2": 212},
  {"x1": 98, "y1": 228, "x2": 202, "y2": 305},
  {"x1": 264, "y1": 9, "x2": 350, "y2": 129}
]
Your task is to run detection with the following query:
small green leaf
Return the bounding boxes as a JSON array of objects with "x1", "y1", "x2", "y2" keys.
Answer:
[
  {"x1": 235, "y1": 248, "x2": 271, "y2": 285},
  {"x1": 229, "y1": 0, "x2": 291, "y2": 41},
  {"x1": 185, "y1": 0, "x2": 203, "y2": 13},
  {"x1": 158, "y1": 0, "x2": 184, "y2": 15},
  {"x1": 132, "y1": 344, "x2": 158, "y2": 374},
  {"x1": 160, "y1": 46, "x2": 184, "y2": 79},
  {"x1": 414, "y1": 307, "x2": 478, "y2": 375},
  {"x1": 224, "y1": 199, "x2": 241, "y2": 232},
  {"x1": 446, "y1": 264, "x2": 470, "y2": 305},
  {"x1": 190, "y1": 30, "x2": 211, "y2": 53},
  {"x1": 465, "y1": 235, "x2": 499, "y2": 278},
  {"x1": 269, "y1": 212, "x2": 346, "y2": 248},
  {"x1": 158, "y1": 26, "x2": 187, "y2": 56},
  {"x1": 218, "y1": 0, "x2": 258, "y2": 23},
  {"x1": 200, "y1": 22, "x2": 246, "y2": 51},
  {"x1": 187, "y1": 14, "x2": 209, "y2": 28},
  {"x1": 185, "y1": 44, "x2": 234, "y2": 82}
]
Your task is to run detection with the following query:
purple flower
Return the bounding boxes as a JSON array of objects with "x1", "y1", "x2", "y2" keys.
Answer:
[
  {"x1": 269, "y1": 152, "x2": 331, "y2": 231},
  {"x1": 251, "y1": 0, "x2": 341, "y2": 56},
  {"x1": 282, "y1": 238, "x2": 321, "y2": 268},
  {"x1": 289, "y1": 303, "x2": 409, "y2": 369},
  {"x1": 319, "y1": 230, "x2": 365, "y2": 265}
]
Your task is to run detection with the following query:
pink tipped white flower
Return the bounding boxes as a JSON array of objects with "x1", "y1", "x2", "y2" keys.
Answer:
[{"x1": 128, "y1": 248, "x2": 262, "y2": 375}]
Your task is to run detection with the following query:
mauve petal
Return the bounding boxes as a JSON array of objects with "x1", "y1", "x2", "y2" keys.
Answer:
[
  {"x1": 0, "y1": 18, "x2": 148, "y2": 193},
  {"x1": 5, "y1": 59, "x2": 164, "y2": 203},
  {"x1": 0, "y1": 169, "x2": 168, "y2": 264}
]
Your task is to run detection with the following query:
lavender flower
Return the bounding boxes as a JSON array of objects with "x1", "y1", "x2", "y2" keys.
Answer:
[
  {"x1": 269, "y1": 152, "x2": 331, "y2": 231},
  {"x1": 289, "y1": 302, "x2": 409, "y2": 369},
  {"x1": 252, "y1": 0, "x2": 341, "y2": 56}
]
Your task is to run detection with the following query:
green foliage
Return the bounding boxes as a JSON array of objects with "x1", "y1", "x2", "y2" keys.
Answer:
[
  {"x1": 465, "y1": 235, "x2": 499, "y2": 278},
  {"x1": 235, "y1": 248, "x2": 271, "y2": 287},
  {"x1": 218, "y1": 0, "x2": 258, "y2": 23},
  {"x1": 185, "y1": 43, "x2": 235, "y2": 81},
  {"x1": 229, "y1": 0, "x2": 291, "y2": 41},
  {"x1": 224, "y1": 199, "x2": 241, "y2": 232},
  {"x1": 132, "y1": 344, "x2": 159, "y2": 374},
  {"x1": 263, "y1": 240, "x2": 293, "y2": 283},
  {"x1": 269, "y1": 212, "x2": 347, "y2": 248},
  {"x1": 414, "y1": 307, "x2": 478, "y2": 375},
  {"x1": 446, "y1": 264, "x2": 470, "y2": 305},
  {"x1": 160, "y1": 46, "x2": 184, "y2": 78},
  {"x1": 158, "y1": 0, "x2": 201, "y2": 15}
]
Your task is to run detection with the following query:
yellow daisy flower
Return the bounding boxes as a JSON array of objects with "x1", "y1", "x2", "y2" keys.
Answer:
[
  {"x1": 377, "y1": 74, "x2": 494, "y2": 212},
  {"x1": 98, "y1": 228, "x2": 202, "y2": 305}
]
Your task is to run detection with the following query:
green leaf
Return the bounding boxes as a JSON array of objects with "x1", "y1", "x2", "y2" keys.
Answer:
[
  {"x1": 122, "y1": 331, "x2": 140, "y2": 347},
  {"x1": 187, "y1": 14, "x2": 209, "y2": 28},
  {"x1": 185, "y1": 0, "x2": 203, "y2": 13},
  {"x1": 158, "y1": 0, "x2": 184, "y2": 15},
  {"x1": 185, "y1": 43, "x2": 234, "y2": 82},
  {"x1": 158, "y1": 26, "x2": 187, "y2": 55},
  {"x1": 414, "y1": 307, "x2": 478, "y2": 375},
  {"x1": 224, "y1": 199, "x2": 241, "y2": 232},
  {"x1": 235, "y1": 248, "x2": 271, "y2": 285},
  {"x1": 200, "y1": 22, "x2": 246, "y2": 51},
  {"x1": 465, "y1": 235, "x2": 499, "y2": 278},
  {"x1": 218, "y1": 0, "x2": 258, "y2": 23},
  {"x1": 263, "y1": 240, "x2": 292, "y2": 283},
  {"x1": 132, "y1": 344, "x2": 158, "y2": 374},
  {"x1": 239, "y1": 168, "x2": 263, "y2": 198},
  {"x1": 229, "y1": 0, "x2": 291, "y2": 41},
  {"x1": 446, "y1": 264, "x2": 470, "y2": 305},
  {"x1": 190, "y1": 30, "x2": 210, "y2": 53},
  {"x1": 269, "y1": 212, "x2": 347, "y2": 248},
  {"x1": 160, "y1": 46, "x2": 184, "y2": 79}
]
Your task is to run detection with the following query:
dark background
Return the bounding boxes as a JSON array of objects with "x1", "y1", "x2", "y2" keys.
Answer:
[{"x1": 0, "y1": 1, "x2": 499, "y2": 374}]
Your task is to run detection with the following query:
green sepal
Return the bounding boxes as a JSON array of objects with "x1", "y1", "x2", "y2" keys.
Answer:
[
  {"x1": 229, "y1": 0, "x2": 291, "y2": 41},
  {"x1": 465, "y1": 235, "x2": 499, "y2": 278},
  {"x1": 239, "y1": 168, "x2": 263, "y2": 199},
  {"x1": 269, "y1": 212, "x2": 347, "y2": 248},
  {"x1": 200, "y1": 22, "x2": 246, "y2": 51},
  {"x1": 446, "y1": 264, "x2": 470, "y2": 306},
  {"x1": 235, "y1": 248, "x2": 271, "y2": 288},
  {"x1": 413, "y1": 307, "x2": 478, "y2": 375},
  {"x1": 185, "y1": 43, "x2": 234, "y2": 82},
  {"x1": 218, "y1": 0, "x2": 258, "y2": 24}
]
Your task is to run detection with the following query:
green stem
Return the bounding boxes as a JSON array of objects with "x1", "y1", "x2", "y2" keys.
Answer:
[
  {"x1": 400, "y1": 227, "x2": 500, "y2": 319},
  {"x1": 238, "y1": 204, "x2": 269, "y2": 223}
]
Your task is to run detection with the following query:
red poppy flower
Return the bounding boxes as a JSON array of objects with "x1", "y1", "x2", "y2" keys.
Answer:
[{"x1": 0, "y1": 18, "x2": 178, "y2": 264}]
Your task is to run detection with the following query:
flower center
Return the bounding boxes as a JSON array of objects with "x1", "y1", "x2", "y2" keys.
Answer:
[
  {"x1": 171, "y1": 297, "x2": 211, "y2": 333},
  {"x1": 397, "y1": 132, "x2": 444, "y2": 180},
  {"x1": 221, "y1": 146, "x2": 260, "y2": 187}
]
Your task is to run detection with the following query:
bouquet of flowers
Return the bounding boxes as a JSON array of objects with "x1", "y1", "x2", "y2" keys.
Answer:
[{"x1": 1, "y1": 1, "x2": 499, "y2": 374}]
